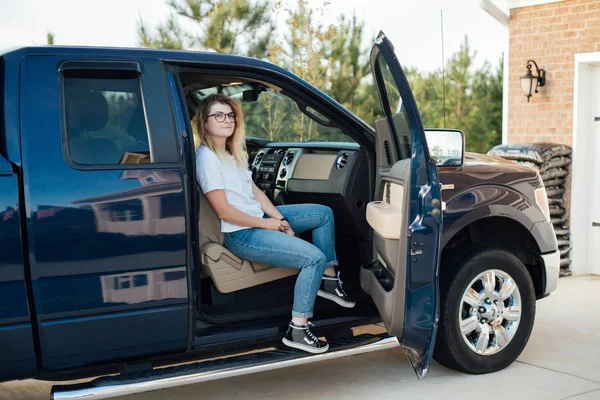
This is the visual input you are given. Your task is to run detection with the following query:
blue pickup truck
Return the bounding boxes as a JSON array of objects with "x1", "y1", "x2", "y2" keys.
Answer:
[{"x1": 0, "y1": 33, "x2": 559, "y2": 399}]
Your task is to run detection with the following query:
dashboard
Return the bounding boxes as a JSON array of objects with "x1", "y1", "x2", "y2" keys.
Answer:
[{"x1": 249, "y1": 142, "x2": 371, "y2": 239}]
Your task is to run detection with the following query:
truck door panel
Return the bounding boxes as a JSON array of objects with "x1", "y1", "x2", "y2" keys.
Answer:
[
  {"x1": 360, "y1": 33, "x2": 442, "y2": 379},
  {"x1": 0, "y1": 160, "x2": 37, "y2": 379},
  {"x1": 20, "y1": 56, "x2": 189, "y2": 370}
]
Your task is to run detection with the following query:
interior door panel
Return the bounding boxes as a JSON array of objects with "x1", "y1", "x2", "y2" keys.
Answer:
[
  {"x1": 366, "y1": 182, "x2": 406, "y2": 240},
  {"x1": 361, "y1": 159, "x2": 410, "y2": 335}
]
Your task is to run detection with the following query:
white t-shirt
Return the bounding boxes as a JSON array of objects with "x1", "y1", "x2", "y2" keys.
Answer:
[{"x1": 196, "y1": 145, "x2": 264, "y2": 233}]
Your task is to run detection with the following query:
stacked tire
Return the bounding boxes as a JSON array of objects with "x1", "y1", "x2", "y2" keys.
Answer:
[{"x1": 487, "y1": 143, "x2": 572, "y2": 277}]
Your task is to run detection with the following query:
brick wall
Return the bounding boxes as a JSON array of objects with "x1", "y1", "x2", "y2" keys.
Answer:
[{"x1": 508, "y1": 0, "x2": 600, "y2": 144}]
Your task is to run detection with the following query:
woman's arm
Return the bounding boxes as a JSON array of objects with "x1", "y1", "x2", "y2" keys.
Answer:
[
  {"x1": 251, "y1": 182, "x2": 284, "y2": 219},
  {"x1": 251, "y1": 183, "x2": 295, "y2": 236},
  {"x1": 205, "y1": 189, "x2": 282, "y2": 231}
]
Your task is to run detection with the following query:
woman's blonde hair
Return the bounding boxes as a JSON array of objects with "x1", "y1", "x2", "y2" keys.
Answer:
[{"x1": 192, "y1": 93, "x2": 248, "y2": 168}]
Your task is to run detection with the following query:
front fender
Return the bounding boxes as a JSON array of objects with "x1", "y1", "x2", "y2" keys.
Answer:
[{"x1": 442, "y1": 185, "x2": 548, "y2": 249}]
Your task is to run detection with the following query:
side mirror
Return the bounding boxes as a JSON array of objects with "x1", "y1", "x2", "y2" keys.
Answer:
[{"x1": 425, "y1": 129, "x2": 465, "y2": 170}]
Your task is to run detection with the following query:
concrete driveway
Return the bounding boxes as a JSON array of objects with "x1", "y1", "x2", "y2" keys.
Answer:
[{"x1": 2, "y1": 275, "x2": 599, "y2": 400}]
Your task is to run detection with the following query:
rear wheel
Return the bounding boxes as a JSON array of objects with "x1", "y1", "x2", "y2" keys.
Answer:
[{"x1": 433, "y1": 248, "x2": 536, "y2": 374}]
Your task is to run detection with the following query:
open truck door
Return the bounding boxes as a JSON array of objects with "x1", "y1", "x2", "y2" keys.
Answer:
[{"x1": 360, "y1": 32, "x2": 442, "y2": 379}]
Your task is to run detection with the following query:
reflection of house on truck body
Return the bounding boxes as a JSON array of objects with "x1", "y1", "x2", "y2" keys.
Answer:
[
  {"x1": 100, "y1": 267, "x2": 187, "y2": 305},
  {"x1": 73, "y1": 170, "x2": 184, "y2": 236},
  {"x1": 60, "y1": 169, "x2": 188, "y2": 304}
]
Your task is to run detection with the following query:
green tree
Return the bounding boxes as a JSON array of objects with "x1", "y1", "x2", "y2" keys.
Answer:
[
  {"x1": 266, "y1": 1, "x2": 337, "y2": 140},
  {"x1": 138, "y1": 0, "x2": 274, "y2": 57},
  {"x1": 323, "y1": 15, "x2": 369, "y2": 108},
  {"x1": 406, "y1": 36, "x2": 503, "y2": 153},
  {"x1": 138, "y1": 15, "x2": 184, "y2": 49},
  {"x1": 325, "y1": 15, "x2": 382, "y2": 126},
  {"x1": 47, "y1": 31, "x2": 55, "y2": 45},
  {"x1": 406, "y1": 66, "x2": 444, "y2": 128},
  {"x1": 267, "y1": 2, "x2": 379, "y2": 136},
  {"x1": 470, "y1": 55, "x2": 503, "y2": 153},
  {"x1": 137, "y1": 2, "x2": 504, "y2": 152},
  {"x1": 269, "y1": 1, "x2": 332, "y2": 87}
]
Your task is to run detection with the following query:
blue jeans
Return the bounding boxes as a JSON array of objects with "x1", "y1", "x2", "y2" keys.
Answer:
[{"x1": 223, "y1": 204, "x2": 338, "y2": 318}]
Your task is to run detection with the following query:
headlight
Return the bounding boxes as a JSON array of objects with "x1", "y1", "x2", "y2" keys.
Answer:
[{"x1": 535, "y1": 186, "x2": 551, "y2": 222}]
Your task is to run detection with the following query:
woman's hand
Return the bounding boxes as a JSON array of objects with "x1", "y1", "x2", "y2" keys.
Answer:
[
  {"x1": 280, "y1": 220, "x2": 295, "y2": 236},
  {"x1": 263, "y1": 218, "x2": 284, "y2": 231},
  {"x1": 263, "y1": 218, "x2": 295, "y2": 236}
]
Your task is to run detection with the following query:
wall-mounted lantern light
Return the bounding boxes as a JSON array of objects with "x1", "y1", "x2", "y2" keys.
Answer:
[{"x1": 520, "y1": 60, "x2": 546, "y2": 102}]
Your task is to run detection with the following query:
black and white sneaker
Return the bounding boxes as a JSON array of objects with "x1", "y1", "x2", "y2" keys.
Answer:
[
  {"x1": 282, "y1": 321, "x2": 329, "y2": 354},
  {"x1": 317, "y1": 271, "x2": 356, "y2": 308}
]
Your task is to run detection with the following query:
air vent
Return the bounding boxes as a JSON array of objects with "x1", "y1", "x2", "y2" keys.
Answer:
[
  {"x1": 383, "y1": 141, "x2": 393, "y2": 166},
  {"x1": 336, "y1": 153, "x2": 350, "y2": 169},
  {"x1": 253, "y1": 152, "x2": 264, "y2": 166},
  {"x1": 283, "y1": 151, "x2": 295, "y2": 166},
  {"x1": 274, "y1": 149, "x2": 286, "y2": 155}
]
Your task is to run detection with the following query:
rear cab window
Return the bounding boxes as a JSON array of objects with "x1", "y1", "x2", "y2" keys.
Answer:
[
  {"x1": 59, "y1": 62, "x2": 180, "y2": 168},
  {"x1": 63, "y1": 71, "x2": 151, "y2": 165}
]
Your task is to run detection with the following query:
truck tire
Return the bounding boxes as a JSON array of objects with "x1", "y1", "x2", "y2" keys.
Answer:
[{"x1": 433, "y1": 248, "x2": 536, "y2": 374}]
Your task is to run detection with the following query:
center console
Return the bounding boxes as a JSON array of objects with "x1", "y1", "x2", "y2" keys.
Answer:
[
  {"x1": 250, "y1": 144, "x2": 371, "y2": 240},
  {"x1": 252, "y1": 148, "x2": 306, "y2": 200},
  {"x1": 253, "y1": 150, "x2": 284, "y2": 199}
]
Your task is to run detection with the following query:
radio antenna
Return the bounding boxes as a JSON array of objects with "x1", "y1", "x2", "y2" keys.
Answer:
[{"x1": 441, "y1": 10, "x2": 447, "y2": 129}]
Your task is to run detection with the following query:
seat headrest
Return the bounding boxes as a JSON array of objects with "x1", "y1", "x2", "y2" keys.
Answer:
[{"x1": 67, "y1": 90, "x2": 109, "y2": 133}]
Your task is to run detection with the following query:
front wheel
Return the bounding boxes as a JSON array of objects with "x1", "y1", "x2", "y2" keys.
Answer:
[{"x1": 433, "y1": 248, "x2": 536, "y2": 374}]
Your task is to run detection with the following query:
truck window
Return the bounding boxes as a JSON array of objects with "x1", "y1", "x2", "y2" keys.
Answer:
[
  {"x1": 190, "y1": 84, "x2": 354, "y2": 143},
  {"x1": 63, "y1": 72, "x2": 152, "y2": 165},
  {"x1": 374, "y1": 53, "x2": 412, "y2": 161}
]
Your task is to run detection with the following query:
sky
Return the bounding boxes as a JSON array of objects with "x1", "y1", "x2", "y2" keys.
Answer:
[{"x1": 0, "y1": 0, "x2": 509, "y2": 72}]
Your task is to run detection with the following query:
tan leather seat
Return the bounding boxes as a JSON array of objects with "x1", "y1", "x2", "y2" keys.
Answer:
[{"x1": 198, "y1": 188, "x2": 298, "y2": 293}]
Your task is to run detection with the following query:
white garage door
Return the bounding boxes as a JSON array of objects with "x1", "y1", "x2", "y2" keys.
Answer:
[{"x1": 591, "y1": 67, "x2": 600, "y2": 274}]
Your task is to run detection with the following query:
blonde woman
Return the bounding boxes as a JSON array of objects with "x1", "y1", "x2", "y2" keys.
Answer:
[{"x1": 194, "y1": 93, "x2": 355, "y2": 354}]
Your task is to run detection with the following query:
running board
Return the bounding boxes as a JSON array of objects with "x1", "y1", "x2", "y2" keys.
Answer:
[{"x1": 51, "y1": 335, "x2": 399, "y2": 400}]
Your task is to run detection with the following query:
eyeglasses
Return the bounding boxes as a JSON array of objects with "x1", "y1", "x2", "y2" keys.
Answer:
[{"x1": 207, "y1": 112, "x2": 236, "y2": 123}]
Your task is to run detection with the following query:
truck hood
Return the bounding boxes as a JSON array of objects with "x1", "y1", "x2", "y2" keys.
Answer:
[
  {"x1": 462, "y1": 152, "x2": 538, "y2": 174},
  {"x1": 438, "y1": 152, "x2": 540, "y2": 203}
]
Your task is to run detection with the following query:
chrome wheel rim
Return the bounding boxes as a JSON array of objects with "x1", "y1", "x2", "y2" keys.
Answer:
[{"x1": 459, "y1": 269, "x2": 522, "y2": 356}]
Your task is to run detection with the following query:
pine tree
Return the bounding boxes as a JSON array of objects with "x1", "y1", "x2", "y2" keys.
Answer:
[
  {"x1": 138, "y1": 0, "x2": 274, "y2": 57},
  {"x1": 267, "y1": 2, "x2": 379, "y2": 131},
  {"x1": 406, "y1": 36, "x2": 503, "y2": 153},
  {"x1": 470, "y1": 56, "x2": 503, "y2": 153},
  {"x1": 137, "y1": 3, "x2": 504, "y2": 153}
]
